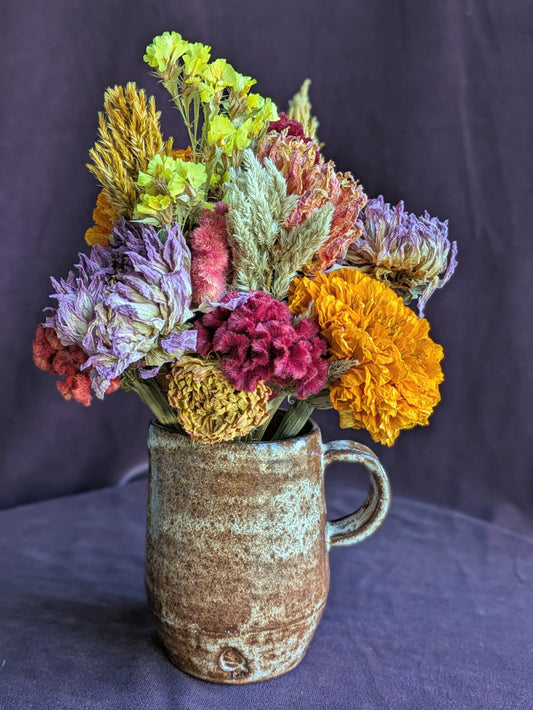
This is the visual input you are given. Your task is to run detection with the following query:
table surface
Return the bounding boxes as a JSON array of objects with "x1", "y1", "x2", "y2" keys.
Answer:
[{"x1": 1, "y1": 478, "x2": 532, "y2": 710}]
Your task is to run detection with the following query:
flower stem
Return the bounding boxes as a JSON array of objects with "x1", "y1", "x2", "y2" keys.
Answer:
[
  {"x1": 250, "y1": 393, "x2": 286, "y2": 441},
  {"x1": 271, "y1": 399, "x2": 315, "y2": 441},
  {"x1": 121, "y1": 370, "x2": 182, "y2": 431}
]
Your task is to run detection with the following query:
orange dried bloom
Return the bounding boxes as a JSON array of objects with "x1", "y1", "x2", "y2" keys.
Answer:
[
  {"x1": 172, "y1": 147, "x2": 194, "y2": 161},
  {"x1": 288, "y1": 268, "x2": 444, "y2": 446},
  {"x1": 257, "y1": 130, "x2": 367, "y2": 274},
  {"x1": 84, "y1": 190, "x2": 120, "y2": 246}
]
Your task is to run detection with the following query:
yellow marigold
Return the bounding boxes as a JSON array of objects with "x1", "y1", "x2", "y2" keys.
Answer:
[
  {"x1": 167, "y1": 355, "x2": 271, "y2": 444},
  {"x1": 84, "y1": 190, "x2": 120, "y2": 246},
  {"x1": 288, "y1": 268, "x2": 444, "y2": 446}
]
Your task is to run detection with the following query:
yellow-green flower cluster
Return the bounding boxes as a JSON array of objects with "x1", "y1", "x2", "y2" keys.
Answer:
[
  {"x1": 134, "y1": 154, "x2": 207, "y2": 227},
  {"x1": 144, "y1": 32, "x2": 278, "y2": 185},
  {"x1": 206, "y1": 98, "x2": 278, "y2": 157},
  {"x1": 144, "y1": 31, "x2": 190, "y2": 75}
]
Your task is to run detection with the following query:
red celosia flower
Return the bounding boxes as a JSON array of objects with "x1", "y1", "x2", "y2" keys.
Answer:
[
  {"x1": 32, "y1": 323, "x2": 120, "y2": 406},
  {"x1": 194, "y1": 291, "x2": 328, "y2": 398},
  {"x1": 189, "y1": 202, "x2": 232, "y2": 305}
]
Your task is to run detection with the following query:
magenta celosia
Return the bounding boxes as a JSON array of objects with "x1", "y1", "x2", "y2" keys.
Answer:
[
  {"x1": 194, "y1": 291, "x2": 328, "y2": 398},
  {"x1": 189, "y1": 202, "x2": 232, "y2": 305}
]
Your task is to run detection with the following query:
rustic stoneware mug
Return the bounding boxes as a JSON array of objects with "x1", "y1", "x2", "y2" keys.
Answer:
[{"x1": 145, "y1": 417, "x2": 391, "y2": 684}]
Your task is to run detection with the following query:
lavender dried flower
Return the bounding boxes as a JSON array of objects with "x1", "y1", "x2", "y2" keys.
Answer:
[
  {"x1": 47, "y1": 220, "x2": 196, "y2": 398},
  {"x1": 345, "y1": 196, "x2": 458, "y2": 316}
]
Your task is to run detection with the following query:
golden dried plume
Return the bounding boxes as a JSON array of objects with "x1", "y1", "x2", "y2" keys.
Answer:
[
  {"x1": 87, "y1": 82, "x2": 173, "y2": 217},
  {"x1": 287, "y1": 79, "x2": 320, "y2": 143}
]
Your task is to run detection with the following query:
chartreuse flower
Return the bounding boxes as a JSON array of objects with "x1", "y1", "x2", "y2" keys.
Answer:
[
  {"x1": 207, "y1": 115, "x2": 254, "y2": 155},
  {"x1": 134, "y1": 194, "x2": 173, "y2": 225},
  {"x1": 138, "y1": 154, "x2": 207, "y2": 198},
  {"x1": 144, "y1": 31, "x2": 190, "y2": 73},
  {"x1": 201, "y1": 58, "x2": 238, "y2": 96},
  {"x1": 232, "y1": 72, "x2": 257, "y2": 95},
  {"x1": 206, "y1": 115, "x2": 235, "y2": 147},
  {"x1": 182, "y1": 43, "x2": 211, "y2": 77},
  {"x1": 249, "y1": 97, "x2": 278, "y2": 133},
  {"x1": 143, "y1": 32, "x2": 279, "y2": 194},
  {"x1": 135, "y1": 154, "x2": 208, "y2": 226}
]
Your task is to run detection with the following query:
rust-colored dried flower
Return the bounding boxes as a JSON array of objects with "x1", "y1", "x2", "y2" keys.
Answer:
[
  {"x1": 84, "y1": 190, "x2": 120, "y2": 247},
  {"x1": 167, "y1": 355, "x2": 271, "y2": 444},
  {"x1": 257, "y1": 130, "x2": 367, "y2": 274},
  {"x1": 289, "y1": 268, "x2": 444, "y2": 446},
  {"x1": 32, "y1": 323, "x2": 120, "y2": 406}
]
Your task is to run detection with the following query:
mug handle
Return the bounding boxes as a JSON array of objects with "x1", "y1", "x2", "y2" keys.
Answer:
[{"x1": 323, "y1": 440, "x2": 391, "y2": 547}]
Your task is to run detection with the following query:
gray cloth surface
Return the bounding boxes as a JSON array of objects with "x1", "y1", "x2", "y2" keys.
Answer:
[{"x1": 1, "y1": 479, "x2": 531, "y2": 709}]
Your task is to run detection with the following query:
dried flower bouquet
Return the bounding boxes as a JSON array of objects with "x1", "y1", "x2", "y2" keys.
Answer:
[{"x1": 33, "y1": 31, "x2": 457, "y2": 446}]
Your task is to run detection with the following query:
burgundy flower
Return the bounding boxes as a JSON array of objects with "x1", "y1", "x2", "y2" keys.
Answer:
[
  {"x1": 268, "y1": 112, "x2": 313, "y2": 142},
  {"x1": 194, "y1": 291, "x2": 328, "y2": 398}
]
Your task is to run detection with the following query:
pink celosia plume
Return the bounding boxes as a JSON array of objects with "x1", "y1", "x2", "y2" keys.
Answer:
[{"x1": 190, "y1": 202, "x2": 232, "y2": 305}]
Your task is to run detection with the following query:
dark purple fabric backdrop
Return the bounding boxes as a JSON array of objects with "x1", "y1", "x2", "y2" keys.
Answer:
[{"x1": 1, "y1": 0, "x2": 532, "y2": 533}]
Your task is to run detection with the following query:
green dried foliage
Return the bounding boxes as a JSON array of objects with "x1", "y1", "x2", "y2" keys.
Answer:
[
  {"x1": 271, "y1": 203, "x2": 333, "y2": 299},
  {"x1": 327, "y1": 359, "x2": 360, "y2": 382},
  {"x1": 225, "y1": 149, "x2": 333, "y2": 299}
]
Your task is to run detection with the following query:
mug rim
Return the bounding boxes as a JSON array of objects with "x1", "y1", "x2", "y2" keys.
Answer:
[{"x1": 149, "y1": 414, "x2": 319, "y2": 448}]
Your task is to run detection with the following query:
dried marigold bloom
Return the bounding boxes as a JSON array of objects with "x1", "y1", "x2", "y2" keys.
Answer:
[
  {"x1": 172, "y1": 146, "x2": 194, "y2": 161},
  {"x1": 167, "y1": 355, "x2": 271, "y2": 444},
  {"x1": 289, "y1": 268, "x2": 444, "y2": 446}
]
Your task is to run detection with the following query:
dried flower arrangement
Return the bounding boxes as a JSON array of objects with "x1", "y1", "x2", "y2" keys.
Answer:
[{"x1": 33, "y1": 31, "x2": 457, "y2": 446}]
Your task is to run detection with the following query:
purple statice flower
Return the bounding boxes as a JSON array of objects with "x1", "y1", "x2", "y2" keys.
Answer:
[
  {"x1": 344, "y1": 196, "x2": 458, "y2": 316},
  {"x1": 47, "y1": 220, "x2": 196, "y2": 398}
]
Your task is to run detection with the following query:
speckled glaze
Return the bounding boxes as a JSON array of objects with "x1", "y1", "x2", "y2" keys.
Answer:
[{"x1": 145, "y1": 418, "x2": 390, "y2": 684}]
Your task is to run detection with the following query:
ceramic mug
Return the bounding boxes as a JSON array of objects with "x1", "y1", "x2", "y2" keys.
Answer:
[{"x1": 145, "y1": 417, "x2": 390, "y2": 684}]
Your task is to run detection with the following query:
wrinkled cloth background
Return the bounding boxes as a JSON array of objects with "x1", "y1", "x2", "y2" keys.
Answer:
[
  {"x1": 3, "y1": 0, "x2": 531, "y2": 529},
  {"x1": 1, "y1": 1, "x2": 532, "y2": 708}
]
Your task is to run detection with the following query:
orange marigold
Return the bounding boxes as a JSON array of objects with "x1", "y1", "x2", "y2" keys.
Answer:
[
  {"x1": 288, "y1": 268, "x2": 444, "y2": 446},
  {"x1": 84, "y1": 190, "x2": 120, "y2": 246}
]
